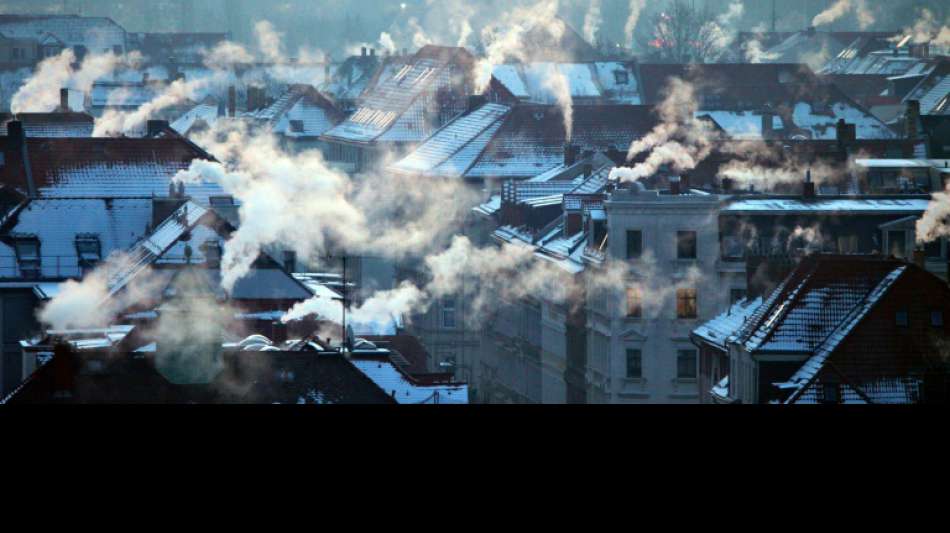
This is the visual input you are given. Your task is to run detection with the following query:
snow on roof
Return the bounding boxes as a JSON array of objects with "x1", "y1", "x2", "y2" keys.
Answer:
[
  {"x1": 350, "y1": 357, "x2": 468, "y2": 404},
  {"x1": 777, "y1": 266, "x2": 907, "y2": 403},
  {"x1": 322, "y1": 47, "x2": 473, "y2": 145},
  {"x1": 390, "y1": 103, "x2": 511, "y2": 176},
  {"x1": 492, "y1": 62, "x2": 641, "y2": 105},
  {"x1": 0, "y1": 15, "x2": 126, "y2": 52},
  {"x1": 791, "y1": 102, "x2": 896, "y2": 140},
  {"x1": 0, "y1": 198, "x2": 153, "y2": 279},
  {"x1": 722, "y1": 197, "x2": 930, "y2": 215},
  {"x1": 853, "y1": 158, "x2": 942, "y2": 168},
  {"x1": 170, "y1": 101, "x2": 219, "y2": 136},
  {"x1": 91, "y1": 83, "x2": 158, "y2": 108},
  {"x1": 698, "y1": 111, "x2": 783, "y2": 140},
  {"x1": 1, "y1": 113, "x2": 94, "y2": 138},
  {"x1": 693, "y1": 297, "x2": 762, "y2": 351}
]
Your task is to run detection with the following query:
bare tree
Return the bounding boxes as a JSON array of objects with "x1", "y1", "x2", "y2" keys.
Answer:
[{"x1": 638, "y1": 0, "x2": 725, "y2": 64}]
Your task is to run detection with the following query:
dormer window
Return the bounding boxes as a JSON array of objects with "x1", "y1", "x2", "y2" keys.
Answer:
[
  {"x1": 289, "y1": 120, "x2": 305, "y2": 133},
  {"x1": 13, "y1": 236, "x2": 41, "y2": 279},
  {"x1": 613, "y1": 70, "x2": 629, "y2": 85},
  {"x1": 209, "y1": 196, "x2": 235, "y2": 207},
  {"x1": 75, "y1": 234, "x2": 101, "y2": 269}
]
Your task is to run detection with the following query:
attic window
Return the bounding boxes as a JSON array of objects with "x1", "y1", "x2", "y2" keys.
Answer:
[
  {"x1": 75, "y1": 234, "x2": 102, "y2": 267},
  {"x1": 613, "y1": 70, "x2": 629, "y2": 85},
  {"x1": 209, "y1": 196, "x2": 235, "y2": 207},
  {"x1": 13, "y1": 237, "x2": 41, "y2": 279},
  {"x1": 289, "y1": 120, "x2": 305, "y2": 133}
]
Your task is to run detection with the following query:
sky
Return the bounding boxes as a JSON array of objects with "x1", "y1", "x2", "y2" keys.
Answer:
[{"x1": 0, "y1": 0, "x2": 946, "y2": 58}]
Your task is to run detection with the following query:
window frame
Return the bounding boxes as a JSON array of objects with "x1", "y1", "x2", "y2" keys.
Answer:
[
  {"x1": 441, "y1": 297, "x2": 457, "y2": 329},
  {"x1": 626, "y1": 349, "x2": 643, "y2": 380},
  {"x1": 677, "y1": 230, "x2": 698, "y2": 260},
  {"x1": 626, "y1": 286, "x2": 643, "y2": 318},
  {"x1": 626, "y1": 230, "x2": 642, "y2": 260},
  {"x1": 676, "y1": 349, "x2": 698, "y2": 380},
  {"x1": 676, "y1": 288, "x2": 698, "y2": 319}
]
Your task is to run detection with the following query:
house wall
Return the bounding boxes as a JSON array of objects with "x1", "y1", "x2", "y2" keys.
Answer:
[
  {"x1": 0, "y1": 289, "x2": 41, "y2": 396},
  {"x1": 597, "y1": 190, "x2": 725, "y2": 404}
]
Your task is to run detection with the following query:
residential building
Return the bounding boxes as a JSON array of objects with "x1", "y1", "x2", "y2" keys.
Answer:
[
  {"x1": 692, "y1": 255, "x2": 950, "y2": 404},
  {"x1": 320, "y1": 45, "x2": 476, "y2": 173}
]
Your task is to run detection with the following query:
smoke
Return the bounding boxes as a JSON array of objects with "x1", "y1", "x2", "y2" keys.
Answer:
[
  {"x1": 174, "y1": 121, "x2": 477, "y2": 293},
  {"x1": 541, "y1": 63, "x2": 574, "y2": 141},
  {"x1": 10, "y1": 49, "x2": 140, "y2": 114},
  {"x1": 624, "y1": 0, "x2": 646, "y2": 49},
  {"x1": 583, "y1": 0, "x2": 602, "y2": 45},
  {"x1": 702, "y1": 1, "x2": 745, "y2": 61},
  {"x1": 896, "y1": 8, "x2": 950, "y2": 47},
  {"x1": 254, "y1": 20, "x2": 284, "y2": 63},
  {"x1": 743, "y1": 24, "x2": 780, "y2": 63},
  {"x1": 812, "y1": 0, "x2": 875, "y2": 30},
  {"x1": 38, "y1": 253, "x2": 166, "y2": 331},
  {"x1": 917, "y1": 183, "x2": 950, "y2": 244},
  {"x1": 379, "y1": 32, "x2": 398, "y2": 54},
  {"x1": 474, "y1": 0, "x2": 565, "y2": 93},
  {"x1": 609, "y1": 77, "x2": 715, "y2": 183}
]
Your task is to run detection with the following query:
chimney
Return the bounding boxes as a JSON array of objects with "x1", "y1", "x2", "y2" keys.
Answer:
[
  {"x1": 803, "y1": 169, "x2": 816, "y2": 199},
  {"x1": 905, "y1": 100, "x2": 921, "y2": 140},
  {"x1": 564, "y1": 143, "x2": 578, "y2": 166},
  {"x1": 761, "y1": 112, "x2": 773, "y2": 139},
  {"x1": 836, "y1": 119, "x2": 856, "y2": 144},
  {"x1": 721, "y1": 177, "x2": 735, "y2": 193},
  {"x1": 582, "y1": 163, "x2": 593, "y2": 178},
  {"x1": 7, "y1": 121, "x2": 36, "y2": 198},
  {"x1": 913, "y1": 249, "x2": 926, "y2": 268},
  {"x1": 681, "y1": 174, "x2": 690, "y2": 193},
  {"x1": 467, "y1": 94, "x2": 487, "y2": 113},
  {"x1": 228, "y1": 86, "x2": 237, "y2": 117},
  {"x1": 60, "y1": 88, "x2": 69, "y2": 112},
  {"x1": 146, "y1": 120, "x2": 168, "y2": 137},
  {"x1": 370, "y1": 48, "x2": 376, "y2": 58},
  {"x1": 361, "y1": 47, "x2": 367, "y2": 57},
  {"x1": 51, "y1": 342, "x2": 76, "y2": 400},
  {"x1": 670, "y1": 176, "x2": 682, "y2": 196}
]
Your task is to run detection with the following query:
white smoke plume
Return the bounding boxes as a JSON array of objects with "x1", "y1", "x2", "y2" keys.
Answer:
[
  {"x1": 896, "y1": 8, "x2": 950, "y2": 47},
  {"x1": 702, "y1": 1, "x2": 745, "y2": 61},
  {"x1": 541, "y1": 63, "x2": 574, "y2": 141},
  {"x1": 811, "y1": 0, "x2": 875, "y2": 30},
  {"x1": 38, "y1": 253, "x2": 166, "y2": 331},
  {"x1": 583, "y1": 0, "x2": 602, "y2": 45},
  {"x1": 254, "y1": 20, "x2": 285, "y2": 63},
  {"x1": 174, "y1": 121, "x2": 477, "y2": 293},
  {"x1": 624, "y1": 0, "x2": 646, "y2": 49},
  {"x1": 609, "y1": 77, "x2": 715, "y2": 183},
  {"x1": 743, "y1": 23, "x2": 780, "y2": 63},
  {"x1": 474, "y1": 0, "x2": 565, "y2": 93},
  {"x1": 917, "y1": 183, "x2": 950, "y2": 244},
  {"x1": 10, "y1": 49, "x2": 140, "y2": 114}
]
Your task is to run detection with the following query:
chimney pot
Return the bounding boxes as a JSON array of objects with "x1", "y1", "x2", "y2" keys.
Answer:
[
  {"x1": 60, "y1": 88, "x2": 69, "y2": 112},
  {"x1": 803, "y1": 170, "x2": 816, "y2": 199},
  {"x1": 670, "y1": 176, "x2": 682, "y2": 196}
]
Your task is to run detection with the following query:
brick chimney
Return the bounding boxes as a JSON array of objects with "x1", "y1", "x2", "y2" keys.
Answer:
[
  {"x1": 467, "y1": 95, "x2": 487, "y2": 113},
  {"x1": 564, "y1": 143, "x2": 578, "y2": 166},
  {"x1": 60, "y1": 88, "x2": 69, "y2": 112},
  {"x1": 7, "y1": 121, "x2": 36, "y2": 198},
  {"x1": 147, "y1": 120, "x2": 169, "y2": 137},
  {"x1": 670, "y1": 176, "x2": 682, "y2": 195},
  {"x1": 721, "y1": 177, "x2": 735, "y2": 193},
  {"x1": 905, "y1": 100, "x2": 921, "y2": 140},
  {"x1": 835, "y1": 118, "x2": 856, "y2": 144},
  {"x1": 228, "y1": 86, "x2": 237, "y2": 117},
  {"x1": 803, "y1": 169, "x2": 816, "y2": 200}
]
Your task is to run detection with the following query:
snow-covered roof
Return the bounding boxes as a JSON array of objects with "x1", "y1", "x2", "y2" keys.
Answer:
[
  {"x1": 321, "y1": 46, "x2": 473, "y2": 145},
  {"x1": 692, "y1": 297, "x2": 765, "y2": 351},
  {"x1": 491, "y1": 62, "x2": 641, "y2": 105},
  {"x1": 698, "y1": 111, "x2": 783, "y2": 140},
  {"x1": 389, "y1": 103, "x2": 511, "y2": 177},
  {"x1": 1, "y1": 113, "x2": 94, "y2": 138},
  {"x1": 791, "y1": 102, "x2": 896, "y2": 140},
  {"x1": 246, "y1": 85, "x2": 342, "y2": 138},
  {"x1": 170, "y1": 101, "x2": 219, "y2": 136},
  {"x1": 0, "y1": 15, "x2": 126, "y2": 53},
  {"x1": 775, "y1": 265, "x2": 907, "y2": 403},
  {"x1": 0, "y1": 198, "x2": 153, "y2": 279},
  {"x1": 722, "y1": 197, "x2": 930, "y2": 215},
  {"x1": 350, "y1": 356, "x2": 468, "y2": 404}
]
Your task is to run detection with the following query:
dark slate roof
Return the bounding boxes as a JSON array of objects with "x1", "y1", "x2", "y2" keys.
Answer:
[
  {"x1": 4, "y1": 347, "x2": 396, "y2": 404},
  {"x1": 0, "y1": 113, "x2": 94, "y2": 138},
  {"x1": 466, "y1": 105, "x2": 658, "y2": 179},
  {"x1": 0, "y1": 135, "x2": 224, "y2": 203}
]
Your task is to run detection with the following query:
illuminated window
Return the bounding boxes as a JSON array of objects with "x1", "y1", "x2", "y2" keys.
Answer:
[
  {"x1": 676, "y1": 288, "x2": 698, "y2": 319},
  {"x1": 626, "y1": 286, "x2": 642, "y2": 318}
]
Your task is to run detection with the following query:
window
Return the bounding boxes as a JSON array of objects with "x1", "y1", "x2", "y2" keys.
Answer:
[
  {"x1": 677, "y1": 349, "x2": 697, "y2": 380},
  {"x1": 289, "y1": 120, "x2": 305, "y2": 133},
  {"x1": 677, "y1": 231, "x2": 697, "y2": 259},
  {"x1": 14, "y1": 237, "x2": 41, "y2": 279},
  {"x1": 730, "y1": 289, "x2": 747, "y2": 304},
  {"x1": 613, "y1": 70, "x2": 629, "y2": 85},
  {"x1": 626, "y1": 230, "x2": 642, "y2": 260},
  {"x1": 896, "y1": 310, "x2": 909, "y2": 327},
  {"x1": 888, "y1": 231, "x2": 907, "y2": 259},
  {"x1": 626, "y1": 349, "x2": 642, "y2": 379},
  {"x1": 822, "y1": 383, "x2": 840, "y2": 405},
  {"x1": 209, "y1": 195, "x2": 235, "y2": 207},
  {"x1": 932, "y1": 311, "x2": 944, "y2": 328},
  {"x1": 837, "y1": 235, "x2": 858, "y2": 254},
  {"x1": 75, "y1": 234, "x2": 101, "y2": 267},
  {"x1": 925, "y1": 239, "x2": 943, "y2": 259},
  {"x1": 441, "y1": 297, "x2": 457, "y2": 329},
  {"x1": 626, "y1": 286, "x2": 642, "y2": 318},
  {"x1": 676, "y1": 288, "x2": 698, "y2": 319}
]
